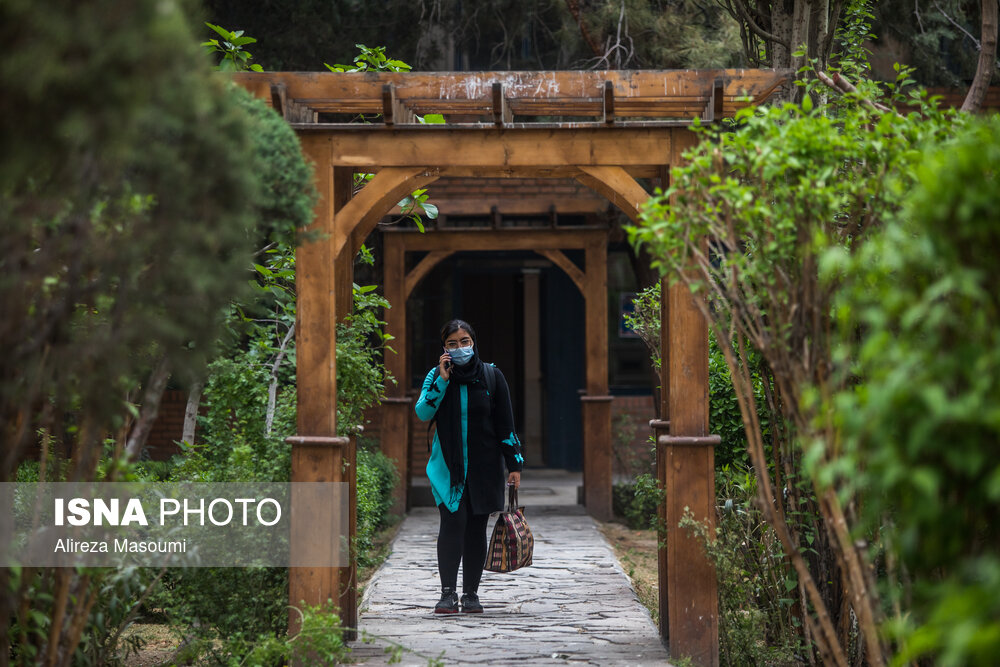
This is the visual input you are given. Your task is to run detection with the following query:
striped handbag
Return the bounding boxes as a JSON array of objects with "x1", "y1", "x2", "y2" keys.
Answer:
[{"x1": 484, "y1": 485, "x2": 534, "y2": 573}]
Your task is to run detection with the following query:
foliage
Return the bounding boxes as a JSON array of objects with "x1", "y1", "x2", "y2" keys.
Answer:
[
  {"x1": 612, "y1": 473, "x2": 662, "y2": 530},
  {"x1": 171, "y1": 351, "x2": 295, "y2": 482},
  {"x1": 873, "y1": 0, "x2": 994, "y2": 86},
  {"x1": 336, "y1": 284, "x2": 395, "y2": 437},
  {"x1": 826, "y1": 115, "x2": 1000, "y2": 666},
  {"x1": 630, "y1": 68, "x2": 959, "y2": 663},
  {"x1": 325, "y1": 43, "x2": 412, "y2": 72},
  {"x1": 626, "y1": 284, "x2": 757, "y2": 469},
  {"x1": 356, "y1": 448, "x2": 401, "y2": 568},
  {"x1": 8, "y1": 565, "x2": 164, "y2": 666},
  {"x1": 203, "y1": 22, "x2": 264, "y2": 71},
  {"x1": 1, "y1": 0, "x2": 265, "y2": 661},
  {"x1": 681, "y1": 466, "x2": 805, "y2": 666}
]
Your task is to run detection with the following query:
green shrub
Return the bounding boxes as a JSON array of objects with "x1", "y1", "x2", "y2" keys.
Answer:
[
  {"x1": 828, "y1": 114, "x2": 1000, "y2": 666},
  {"x1": 612, "y1": 473, "x2": 662, "y2": 529},
  {"x1": 356, "y1": 447, "x2": 400, "y2": 567}
]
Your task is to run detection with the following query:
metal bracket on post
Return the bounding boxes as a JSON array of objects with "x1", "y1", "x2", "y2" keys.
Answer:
[
  {"x1": 657, "y1": 434, "x2": 721, "y2": 447},
  {"x1": 285, "y1": 435, "x2": 350, "y2": 447}
]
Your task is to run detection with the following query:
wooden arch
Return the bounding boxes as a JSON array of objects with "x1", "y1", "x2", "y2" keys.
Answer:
[{"x1": 237, "y1": 68, "x2": 791, "y2": 667}]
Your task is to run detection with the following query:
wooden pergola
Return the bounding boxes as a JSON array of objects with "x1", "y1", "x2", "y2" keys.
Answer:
[{"x1": 237, "y1": 68, "x2": 789, "y2": 666}]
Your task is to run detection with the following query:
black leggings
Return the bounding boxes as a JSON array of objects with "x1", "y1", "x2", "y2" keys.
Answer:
[{"x1": 437, "y1": 492, "x2": 490, "y2": 593}]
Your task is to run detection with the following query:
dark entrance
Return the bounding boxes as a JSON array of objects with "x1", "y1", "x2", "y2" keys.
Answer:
[{"x1": 408, "y1": 251, "x2": 584, "y2": 469}]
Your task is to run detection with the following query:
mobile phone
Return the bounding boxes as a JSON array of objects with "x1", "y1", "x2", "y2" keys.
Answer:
[{"x1": 444, "y1": 356, "x2": 452, "y2": 370}]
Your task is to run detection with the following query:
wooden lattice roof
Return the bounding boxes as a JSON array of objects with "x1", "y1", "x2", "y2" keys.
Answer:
[{"x1": 234, "y1": 69, "x2": 792, "y2": 128}]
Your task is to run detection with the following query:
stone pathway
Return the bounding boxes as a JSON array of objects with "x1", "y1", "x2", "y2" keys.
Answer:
[{"x1": 351, "y1": 472, "x2": 672, "y2": 666}]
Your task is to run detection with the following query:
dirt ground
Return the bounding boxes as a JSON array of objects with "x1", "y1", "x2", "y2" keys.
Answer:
[
  {"x1": 595, "y1": 520, "x2": 660, "y2": 625},
  {"x1": 118, "y1": 623, "x2": 182, "y2": 667}
]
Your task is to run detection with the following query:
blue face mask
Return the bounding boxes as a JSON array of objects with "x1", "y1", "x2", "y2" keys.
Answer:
[{"x1": 448, "y1": 346, "x2": 475, "y2": 366}]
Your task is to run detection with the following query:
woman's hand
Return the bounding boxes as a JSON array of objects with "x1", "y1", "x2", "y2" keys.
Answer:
[
  {"x1": 438, "y1": 352, "x2": 451, "y2": 380},
  {"x1": 507, "y1": 471, "x2": 520, "y2": 489}
]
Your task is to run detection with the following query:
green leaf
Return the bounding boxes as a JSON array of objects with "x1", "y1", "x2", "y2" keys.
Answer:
[
  {"x1": 421, "y1": 203, "x2": 439, "y2": 219},
  {"x1": 205, "y1": 22, "x2": 232, "y2": 40}
]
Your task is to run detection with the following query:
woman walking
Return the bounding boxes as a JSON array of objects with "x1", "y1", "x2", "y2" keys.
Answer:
[{"x1": 415, "y1": 319, "x2": 524, "y2": 614}]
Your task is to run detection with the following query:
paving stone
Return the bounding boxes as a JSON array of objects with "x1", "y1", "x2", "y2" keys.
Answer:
[{"x1": 352, "y1": 477, "x2": 674, "y2": 667}]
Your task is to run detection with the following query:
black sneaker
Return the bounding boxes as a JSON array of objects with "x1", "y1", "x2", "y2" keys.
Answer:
[
  {"x1": 460, "y1": 592, "x2": 484, "y2": 614},
  {"x1": 434, "y1": 588, "x2": 459, "y2": 614}
]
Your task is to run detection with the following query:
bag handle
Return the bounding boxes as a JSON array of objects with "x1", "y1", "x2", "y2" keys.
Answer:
[{"x1": 506, "y1": 483, "x2": 518, "y2": 513}]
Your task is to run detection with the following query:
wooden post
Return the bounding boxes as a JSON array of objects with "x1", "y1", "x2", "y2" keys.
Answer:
[
  {"x1": 287, "y1": 436, "x2": 348, "y2": 635},
  {"x1": 290, "y1": 136, "x2": 356, "y2": 637},
  {"x1": 334, "y1": 168, "x2": 355, "y2": 323},
  {"x1": 381, "y1": 235, "x2": 410, "y2": 516},
  {"x1": 654, "y1": 276, "x2": 672, "y2": 642},
  {"x1": 581, "y1": 235, "x2": 612, "y2": 521},
  {"x1": 663, "y1": 278, "x2": 718, "y2": 666}
]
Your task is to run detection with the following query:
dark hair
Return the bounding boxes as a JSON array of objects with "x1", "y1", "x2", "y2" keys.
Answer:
[{"x1": 440, "y1": 319, "x2": 476, "y2": 346}]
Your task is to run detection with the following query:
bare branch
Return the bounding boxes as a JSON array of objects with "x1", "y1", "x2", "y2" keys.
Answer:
[
  {"x1": 125, "y1": 356, "x2": 171, "y2": 461},
  {"x1": 731, "y1": 0, "x2": 791, "y2": 49},
  {"x1": 934, "y1": 0, "x2": 982, "y2": 47},
  {"x1": 182, "y1": 381, "x2": 204, "y2": 446},
  {"x1": 266, "y1": 322, "x2": 296, "y2": 436}
]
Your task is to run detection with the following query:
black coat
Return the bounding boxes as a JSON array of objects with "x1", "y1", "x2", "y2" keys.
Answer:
[{"x1": 415, "y1": 363, "x2": 524, "y2": 515}]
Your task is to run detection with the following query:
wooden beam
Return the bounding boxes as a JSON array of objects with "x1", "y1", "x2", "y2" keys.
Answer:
[
  {"x1": 534, "y1": 249, "x2": 585, "y2": 294},
  {"x1": 434, "y1": 165, "x2": 661, "y2": 180},
  {"x1": 603, "y1": 80, "x2": 615, "y2": 125},
  {"x1": 575, "y1": 166, "x2": 652, "y2": 223},
  {"x1": 332, "y1": 166, "x2": 440, "y2": 257},
  {"x1": 382, "y1": 83, "x2": 415, "y2": 125},
  {"x1": 382, "y1": 83, "x2": 397, "y2": 125},
  {"x1": 382, "y1": 236, "x2": 410, "y2": 518},
  {"x1": 404, "y1": 250, "x2": 455, "y2": 301},
  {"x1": 270, "y1": 82, "x2": 316, "y2": 123},
  {"x1": 235, "y1": 69, "x2": 792, "y2": 116},
  {"x1": 703, "y1": 78, "x2": 725, "y2": 122},
  {"x1": 290, "y1": 134, "x2": 342, "y2": 636},
  {"x1": 581, "y1": 235, "x2": 611, "y2": 521},
  {"x1": 387, "y1": 196, "x2": 607, "y2": 217},
  {"x1": 492, "y1": 82, "x2": 512, "y2": 126},
  {"x1": 662, "y1": 125, "x2": 718, "y2": 667},
  {"x1": 320, "y1": 128, "x2": 673, "y2": 168},
  {"x1": 384, "y1": 228, "x2": 608, "y2": 251},
  {"x1": 333, "y1": 168, "x2": 356, "y2": 323}
]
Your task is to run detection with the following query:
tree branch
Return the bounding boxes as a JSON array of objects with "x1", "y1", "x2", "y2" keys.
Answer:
[
  {"x1": 565, "y1": 0, "x2": 605, "y2": 59},
  {"x1": 266, "y1": 323, "x2": 295, "y2": 436},
  {"x1": 730, "y1": 0, "x2": 791, "y2": 49}
]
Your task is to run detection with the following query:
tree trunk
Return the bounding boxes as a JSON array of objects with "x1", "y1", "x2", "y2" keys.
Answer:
[
  {"x1": 125, "y1": 356, "x2": 170, "y2": 460},
  {"x1": 962, "y1": 0, "x2": 999, "y2": 112},
  {"x1": 182, "y1": 381, "x2": 204, "y2": 445}
]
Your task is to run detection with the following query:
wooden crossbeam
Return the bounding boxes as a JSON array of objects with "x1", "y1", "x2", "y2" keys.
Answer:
[
  {"x1": 238, "y1": 69, "x2": 792, "y2": 123},
  {"x1": 313, "y1": 128, "x2": 674, "y2": 168}
]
